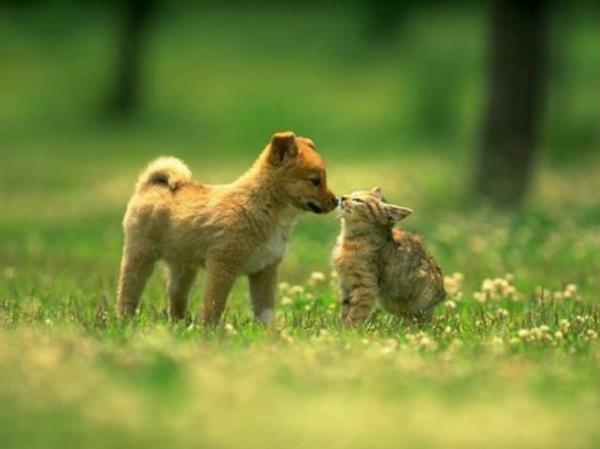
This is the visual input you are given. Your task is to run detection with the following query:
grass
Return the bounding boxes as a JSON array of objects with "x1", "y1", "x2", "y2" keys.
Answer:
[
  {"x1": 2, "y1": 156, "x2": 600, "y2": 449},
  {"x1": 1, "y1": 3, "x2": 600, "y2": 449}
]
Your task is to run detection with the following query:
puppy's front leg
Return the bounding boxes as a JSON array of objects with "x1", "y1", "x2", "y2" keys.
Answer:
[
  {"x1": 248, "y1": 263, "x2": 278, "y2": 324},
  {"x1": 201, "y1": 259, "x2": 238, "y2": 325}
]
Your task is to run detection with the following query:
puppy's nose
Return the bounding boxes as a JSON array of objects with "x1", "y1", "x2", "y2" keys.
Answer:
[{"x1": 333, "y1": 197, "x2": 340, "y2": 207}]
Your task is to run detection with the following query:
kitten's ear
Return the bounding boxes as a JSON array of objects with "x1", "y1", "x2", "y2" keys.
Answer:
[
  {"x1": 371, "y1": 187, "x2": 383, "y2": 199},
  {"x1": 385, "y1": 204, "x2": 413, "y2": 222},
  {"x1": 268, "y1": 131, "x2": 298, "y2": 166}
]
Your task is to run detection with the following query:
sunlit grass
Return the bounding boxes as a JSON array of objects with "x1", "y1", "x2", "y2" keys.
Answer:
[
  {"x1": 1, "y1": 4, "x2": 599, "y2": 448},
  {"x1": 1, "y1": 281, "x2": 599, "y2": 449},
  {"x1": 2, "y1": 159, "x2": 600, "y2": 449}
]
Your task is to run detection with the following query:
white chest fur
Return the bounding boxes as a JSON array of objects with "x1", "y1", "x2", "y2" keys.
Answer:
[{"x1": 244, "y1": 207, "x2": 298, "y2": 274}]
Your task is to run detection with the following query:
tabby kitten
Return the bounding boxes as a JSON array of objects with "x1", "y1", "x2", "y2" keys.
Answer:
[{"x1": 332, "y1": 188, "x2": 445, "y2": 324}]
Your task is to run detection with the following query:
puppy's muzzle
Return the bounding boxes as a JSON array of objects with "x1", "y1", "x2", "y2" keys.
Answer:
[
  {"x1": 306, "y1": 202, "x2": 324, "y2": 214},
  {"x1": 306, "y1": 195, "x2": 338, "y2": 214}
]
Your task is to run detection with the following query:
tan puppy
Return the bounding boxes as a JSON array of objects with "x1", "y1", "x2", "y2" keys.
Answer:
[{"x1": 116, "y1": 131, "x2": 337, "y2": 324}]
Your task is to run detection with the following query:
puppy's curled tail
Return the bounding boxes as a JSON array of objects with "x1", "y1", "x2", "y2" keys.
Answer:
[{"x1": 136, "y1": 157, "x2": 192, "y2": 192}]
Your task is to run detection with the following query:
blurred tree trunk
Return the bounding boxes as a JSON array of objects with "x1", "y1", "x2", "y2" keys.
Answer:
[
  {"x1": 364, "y1": 0, "x2": 405, "y2": 42},
  {"x1": 475, "y1": 0, "x2": 549, "y2": 205},
  {"x1": 109, "y1": 0, "x2": 155, "y2": 116}
]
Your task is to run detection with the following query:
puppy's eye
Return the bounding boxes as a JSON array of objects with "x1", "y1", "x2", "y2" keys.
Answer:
[{"x1": 309, "y1": 178, "x2": 321, "y2": 187}]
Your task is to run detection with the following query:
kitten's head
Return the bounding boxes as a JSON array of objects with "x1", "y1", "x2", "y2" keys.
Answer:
[{"x1": 338, "y1": 187, "x2": 412, "y2": 229}]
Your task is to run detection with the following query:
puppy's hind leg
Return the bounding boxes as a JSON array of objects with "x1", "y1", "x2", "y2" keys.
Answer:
[
  {"x1": 117, "y1": 244, "x2": 157, "y2": 318},
  {"x1": 166, "y1": 263, "x2": 198, "y2": 320}
]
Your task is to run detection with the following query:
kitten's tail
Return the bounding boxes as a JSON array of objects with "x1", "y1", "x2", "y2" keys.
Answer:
[{"x1": 135, "y1": 157, "x2": 192, "y2": 192}]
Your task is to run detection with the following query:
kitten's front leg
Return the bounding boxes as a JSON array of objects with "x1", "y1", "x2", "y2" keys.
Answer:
[
  {"x1": 343, "y1": 285, "x2": 377, "y2": 325},
  {"x1": 340, "y1": 285, "x2": 352, "y2": 322}
]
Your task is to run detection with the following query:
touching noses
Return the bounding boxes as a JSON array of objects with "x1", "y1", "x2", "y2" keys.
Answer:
[{"x1": 327, "y1": 189, "x2": 338, "y2": 210}]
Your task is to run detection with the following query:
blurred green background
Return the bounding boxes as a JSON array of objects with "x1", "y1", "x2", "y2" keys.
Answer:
[
  {"x1": 1, "y1": 0, "x2": 599, "y2": 296},
  {"x1": 1, "y1": 3, "x2": 600, "y2": 449}
]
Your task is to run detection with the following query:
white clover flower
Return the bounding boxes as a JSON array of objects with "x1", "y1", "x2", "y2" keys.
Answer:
[
  {"x1": 565, "y1": 283, "x2": 578, "y2": 293},
  {"x1": 491, "y1": 336, "x2": 504, "y2": 346},
  {"x1": 496, "y1": 308, "x2": 509, "y2": 319},
  {"x1": 517, "y1": 329, "x2": 530, "y2": 339},
  {"x1": 444, "y1": 300, "x2": 457, "y2": 310},
  {"x1": 474, "y1": 292, "x2": 487, "y2": 304},
  {"x1": 224, "y1": 323, "x2": 236, "y2": 334},
  {"x1": 417, "y1": 335, "x2": 436, "y2": 350},
  {"x1": 534, "y1": 286, "x2": 552, "y2": 302},
  {"x1": 309, "y1": 271, "x2": 326, "y2": 283},
  {"x1": 586, "y1": 329, "x2": 598, "y2": 340},
  {"x1": 561, "y1": 284, "x2": 582, "y2": 301},
  {"x1": 482, "y1": 279, "x2": 494, "y2": 292},
  {"x1": 444, "y1": 272, "x2": 465, "y2": 301},
  {"x1": 554, "y1": 331, "x2": 564, "y2": 340},
  {"x1": 559, "y1": 319, "x2": 571, "y2": 333},
  {"x1": 448, "y1": 338, "x2": 463, "y2": 351},
  {"x1": 531, "y1": 326, "x2": 552, "y2": 342},
  {"x1": 385, "y1": 338, "x2": 398, "y2": 349},
  {"x1": 289, "y1": 285, "x2": 305, "y2": 296},
  {"x1": 495, "y1": 278, "x2": 509, "y2": 290},
  {"x1": 280, "y1": 296, "x2": 293, "y2": 306},
  {"x1": 380, "y1": 338, "x2": 398, "y2": 354},
  {"x1": 278, "y1": 281, "x2": 290, "y2": 291},
  {"x1": 504, "y1": 285, "x2": 517, "y2": 298}
]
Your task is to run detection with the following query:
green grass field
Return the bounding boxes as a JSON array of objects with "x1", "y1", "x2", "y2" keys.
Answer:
[{"x1": 1, "y1": 5, "x2": 600, "y2": 449}]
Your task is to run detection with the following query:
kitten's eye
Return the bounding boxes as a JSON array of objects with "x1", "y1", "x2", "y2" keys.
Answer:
[
  {"x1": 309, "y1": 178, "x2": 321, "y2": 187},
  {"x1": 352, "y1": 198, "x2": 364, "y2": 204}
]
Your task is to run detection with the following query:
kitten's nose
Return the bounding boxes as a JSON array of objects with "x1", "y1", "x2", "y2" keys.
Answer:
[{"x1": 333, "y1": 197, "x2": 340, "y2": 207}]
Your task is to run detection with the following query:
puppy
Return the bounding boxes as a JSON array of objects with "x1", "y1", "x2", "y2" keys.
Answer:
[{"x1": 117, "y1": 131, "x2": 337, "y2": 324}]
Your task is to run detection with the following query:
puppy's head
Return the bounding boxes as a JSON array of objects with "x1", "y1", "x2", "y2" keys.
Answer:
[
  {"x1": 264, "y1": 131, "x2": 337, "y2": 214},
  {"x1": 339, "y1": 187, "x2": 412, "y2": 228}
]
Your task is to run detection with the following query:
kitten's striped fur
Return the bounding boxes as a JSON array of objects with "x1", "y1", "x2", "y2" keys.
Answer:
[{"x1": 332, "y1": 188, "x2": 445, "y2": 324}]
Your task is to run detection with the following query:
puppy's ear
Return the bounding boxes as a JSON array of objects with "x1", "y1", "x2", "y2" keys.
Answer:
[
  {"x1": 384, "y1": 204, "x2": 413, "y2": 222},
  {"x1": 268, "y1": 131, "x2": 298, "y2": 166}
]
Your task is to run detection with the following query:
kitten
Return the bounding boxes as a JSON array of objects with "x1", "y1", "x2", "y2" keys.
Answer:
[{"x1": 332, "y1": 188, "x2": 445, "y2": 324}]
